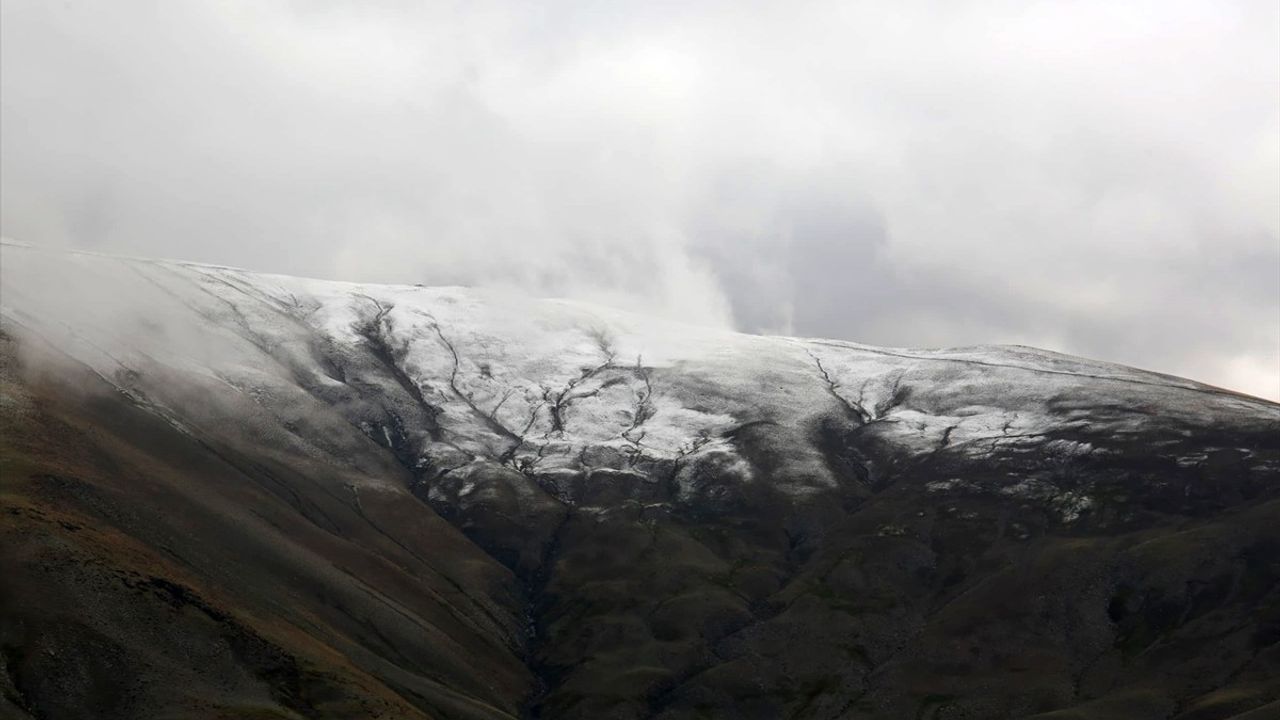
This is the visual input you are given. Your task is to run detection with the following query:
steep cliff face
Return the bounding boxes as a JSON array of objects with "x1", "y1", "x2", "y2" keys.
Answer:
[{"x1": 2, "y1": 241, "x2": 1278, "y2": 720}]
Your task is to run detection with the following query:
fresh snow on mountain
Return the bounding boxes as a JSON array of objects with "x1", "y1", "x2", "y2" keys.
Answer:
[
  {"x1": 5, "y1": 240, "x2": 1280, "y2": 720},
  {"x1": 3, "y1": 240, "x2": 1274, "y2": 517}
]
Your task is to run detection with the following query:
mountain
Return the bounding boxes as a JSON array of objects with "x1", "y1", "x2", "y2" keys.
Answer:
[{"x1": 1, "y1": 240, "x2": 1278, "y2": 720}]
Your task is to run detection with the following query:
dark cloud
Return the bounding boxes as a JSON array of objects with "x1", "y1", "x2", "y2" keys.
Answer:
[{"x1": 1, "y1": 0, "x2": 1276, "y2": 398}]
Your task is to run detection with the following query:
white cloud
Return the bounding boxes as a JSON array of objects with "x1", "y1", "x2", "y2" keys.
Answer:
[{"x1": 1, "y1": 0, "x2": 1276, "y2": 399}]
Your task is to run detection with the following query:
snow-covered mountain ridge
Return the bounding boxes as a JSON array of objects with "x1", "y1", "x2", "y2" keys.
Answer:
[
  {"x1": 3, "y1": 240, "x2": 1279, "y2": 720},
  {"x1": 3, "y1": 240, "x2": 1273, "y2": 517}
]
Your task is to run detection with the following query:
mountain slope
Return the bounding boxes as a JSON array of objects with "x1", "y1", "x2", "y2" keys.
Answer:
[{"x1": 1, "y1": 240, "x2": 1278, "y2": 720}]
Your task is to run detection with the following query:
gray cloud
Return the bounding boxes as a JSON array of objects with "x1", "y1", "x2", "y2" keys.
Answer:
[{"x1": 2, "y1": 0, "x2": 1277, "y2": 399}]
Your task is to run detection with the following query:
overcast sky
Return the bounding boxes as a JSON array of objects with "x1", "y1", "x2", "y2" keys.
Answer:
[{"x1": 2, "y1": 1, "x2": 1277, "y2": 400}]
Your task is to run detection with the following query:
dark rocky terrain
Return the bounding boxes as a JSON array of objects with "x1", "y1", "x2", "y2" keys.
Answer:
[{"x1": 2, "y1": 241, "x2": 1278, "y2": 720}]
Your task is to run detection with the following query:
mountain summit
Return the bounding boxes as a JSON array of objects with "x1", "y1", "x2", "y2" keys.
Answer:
[{"x1": 2, "y1": 241, "x2": 1277, "y2": 720}]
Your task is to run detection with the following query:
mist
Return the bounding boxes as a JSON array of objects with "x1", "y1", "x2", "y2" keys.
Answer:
[{"x1": 2, "y1": 0, "x2": 1277, "y2": 399}]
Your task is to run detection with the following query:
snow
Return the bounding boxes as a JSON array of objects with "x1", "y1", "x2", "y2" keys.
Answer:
[{"x1": 3, "y1": 239, "x2": 1278, "y2": 510}]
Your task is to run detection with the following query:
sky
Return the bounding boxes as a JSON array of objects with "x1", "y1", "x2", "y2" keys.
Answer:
[{"x1": 2, "y1": 0, "x2": 1277, "y2": 400}]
